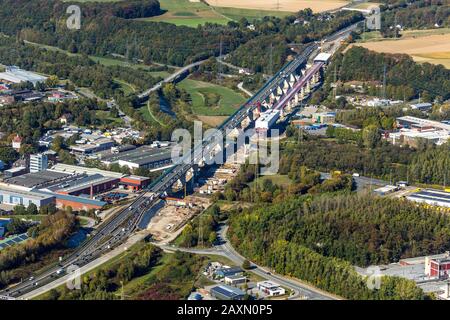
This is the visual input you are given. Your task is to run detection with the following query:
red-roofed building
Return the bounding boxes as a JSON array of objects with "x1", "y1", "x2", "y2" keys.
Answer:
[
  {"x1": 12, "y1": 135, "x2": 22, "y2": 150},
  {"x1": 120, "y1": 175, "x2": 151, "y2": 191}
]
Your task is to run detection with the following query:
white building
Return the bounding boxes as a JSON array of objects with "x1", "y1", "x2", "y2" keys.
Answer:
[
  {"x1": 29, "y1": 153, "x2": 48, "y2": 173},
  {"x1": 257, "y1": 281, "x2": 286, "y2": 296},
  {"x1": 0, "y1": 66, "x2": 47, "y2": 86},
  {"x1": 255, "y1": 110, "x2": 280, "y2": 132}
]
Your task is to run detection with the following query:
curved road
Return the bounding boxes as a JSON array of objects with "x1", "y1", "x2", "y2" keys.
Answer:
[
  {"x1": 159, "y1": 225, "x2": 337, "y2": 300},
  {"x1": 138, "y1": 60, "x2": 206, "y2": 99}
]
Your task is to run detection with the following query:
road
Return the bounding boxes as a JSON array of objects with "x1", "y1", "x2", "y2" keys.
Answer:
[
  {"x1": 159, "y1": 225, "x2": 337, "y2": 300},
  {"x1": 237, "y1": 82, "x2": 253, "y2": 97},
  {"x1": 1, "y1": 23, "x2": 361, "y2": 300},
  {"x1": 138, "y1": 60, "x2": 206, "y2": 99}
]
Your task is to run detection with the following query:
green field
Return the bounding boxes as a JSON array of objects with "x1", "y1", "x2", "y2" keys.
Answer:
[
  {"x1": 178, "y1": 78, "x2": 245, "y2": 116},
  {"x1": 251, "y1": 174, "x2": 293, "y2": 188},
  {"x1": 139, "y1": 101, "x2": 166, "y2": 126},
  {"x1": 96, "y1": 110, "x2": 125, "y2": 126},
  {"x1": 136, "y1": 0, "x2": 290, "y2": 27}
]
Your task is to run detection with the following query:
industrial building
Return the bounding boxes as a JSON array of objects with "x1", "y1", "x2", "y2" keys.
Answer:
[
  {"x1": 387, "y1": 129, "x2": 450, "y2": 147},
  {"x1": 312, "y1": 112, "x2": 336, "y2": 124},
  {"x1": 39, "y1": 191, "x2": 107, "y2": 211},
  {"x1": 210, "y1": 285, "x2": 245, "y2": 301},
  {"x1": 100, "y1": 145, "x2": 173, "y2": 171},
  {"x1": 406, "y1": 189, "x2": 450, "y2": 209},
  {"x1": 257, "y1": 281, "x2": 286, "y2": 297},
  {"x1": 410, "y1": 102, "x2": 432, "y2": 112},
  {"x1": 3, "y1": 167, "x2": 27, "y2": 179},
  {"x1": 374, "y1": 185, "x2": 398, "y2": 196},
  {"x1": 29, "y1": 153, "x2": 48, "y2": 173},
  {"x1": 0, "y1": 184, "x2": 55, "y2": 208},
  {"x1": 44, "y1": 174, "x2": 120, "y2": 197},
  {"x1": 214, "y1": 266, "x2": 244, "y2": 279},
  {"x1": 425, "y1": 255, "x2": 450, "y2": 280},
  {"x1": 397, "y1": 116, "x2": 450, "y2": 132},
  {"x1": 119, "y1": 175, "x2": 151, "y2": 191},
  {"x1": 224, "y1": 274, "x2": 247, "y2": 286},
  {"x1": 69, "y1": 138, "x2": 115, "y2": 155},
  {"x1": 386, "y1": 116, "x2": 450, "y2": 147},
  {"x1": 255, "y1": 110, "x2": 280, "y2": 133},
  {"x1": 0, "y1": 66, "x2": 47, "y2": 86},
  {"x1": 4, "y1": 170, "x2": 71, "y2": 189}
]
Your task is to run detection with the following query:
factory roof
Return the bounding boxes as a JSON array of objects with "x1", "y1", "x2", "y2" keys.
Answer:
[
  {"x1": 397, "y1": 116, "x2": 450, "y2": 132},
  {"x1": 35, "y1": 190, "x2": 107, "y2": 207},
  {"x1": 210, "y1": 285, "x2": 245, "y2": 298},
  {"x1": 47, "y1": 174, "x2": 119, "y2": 193},
  {"x1": 0, "y1": 185, "x2": 55, "y2": 201},
  {"x1": 406, "y1": 189, "x2": 450, "y2": 207},
  {"x1": 102, "y1": 145, "x2": 173, "y2": 166},
  {"x1": 51, "y1": 164, "x2": 125, "y2": 178},
  {"x1": 0, "y1": 67, "x2": 47, "y2": 84},
  {"x1": 4, "y1": 170, "x2": 70, "y2": 188}
]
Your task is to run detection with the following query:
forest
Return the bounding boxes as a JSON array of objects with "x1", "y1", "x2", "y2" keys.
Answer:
[
  {"x1": 0, "y1": 211, "x2": 78, "y2": 289},
  {"x1": 379, "y1": 0, "x2": 449, "y2": 34},
  {"x1": 0, "y1": 37, "x2": 162, "y2": 98},
  {"x1": 0, "y1": 0, "x2": 251, "y2": 67},
  {"x1": 331, "y1": 46, "x2": 450, "y2": 101},
  {"x1": 42, "y1": 243, "x2": 205, "y2": 300},
  {"x1": 229, "y1": 10, "x2": 363, "y2": 73},
  {"x1": 226, "y1": 192, "x2": 450, "y2": 299}
]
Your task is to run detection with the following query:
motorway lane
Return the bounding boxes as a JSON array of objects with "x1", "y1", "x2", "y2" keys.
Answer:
[
  {"x1": 1, "y1": 193, "x2": 154, "y2": 298},
  {"x1": 2, "y1": 24, "x2": 361, "y2": 299}
]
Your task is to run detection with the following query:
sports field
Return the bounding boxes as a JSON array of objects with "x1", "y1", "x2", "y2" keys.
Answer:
[{"x1": 353, "y1": 30, "x2": 450, "y2": 69}]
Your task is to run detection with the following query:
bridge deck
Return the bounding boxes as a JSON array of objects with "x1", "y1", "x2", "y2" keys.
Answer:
[{"x1": 274, "y1": 62, "x2": 324, "y2": 111}]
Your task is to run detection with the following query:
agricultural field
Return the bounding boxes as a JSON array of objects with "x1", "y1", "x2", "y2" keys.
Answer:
[
  {"x1": 206, "y1": 0, "x2": 350, "y2": 13},
  {"x1": 353, "y1": 29, "x2": 450, "y2": 69},
  {"x1": 137, "y1": 0, "x2": 293, "y2": 27},
  {"x1": 178, "y1": 78, "x2": 246, "y2": 117}
]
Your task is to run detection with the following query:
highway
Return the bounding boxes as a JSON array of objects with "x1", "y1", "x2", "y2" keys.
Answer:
[
  {"x1": 160, "y1": 225, "x2": 336, "y2": 300},
  {"x1": 0, "y1": 22, "x2": 360, "y2": 299}
]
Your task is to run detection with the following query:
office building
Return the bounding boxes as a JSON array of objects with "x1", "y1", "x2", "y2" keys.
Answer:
[{"x1": 29, "y1": 153, "x2": 48, "y2": 173}]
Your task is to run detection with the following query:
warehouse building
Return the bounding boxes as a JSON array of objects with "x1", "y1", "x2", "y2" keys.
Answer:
[
  {"x1": 210, "y1": 285, "x2": 245, "y2": 301},
  {"x1": 101, "y1": 145, "x2": 173, "y2": 171},
  {"x1": 45, "y1": 173, "x2": 120, "y2": 197},
  {"x1": 4, "y1": 170, "x2": 71, "y2": 189},
  {"x1": 406, "y1": 189, "x2": 450, "y2": 209},
  {"x1": 425, "y1": 255, "x2": 450, "y2": 280},
  {"x1": 0, "y1": 184, "x2": 55, "y2": 208},
  {"x1": 0, "y1": 66, "x2": 47, "y2": 86},
  {"x1": 69, "y1": 138, "x2": 115, "y2": 155},
  {"x1": 397, "y1": 116, "x2": 450, "y2": 132},
  {"x1": 119, "y1": 175, "x2": 151, "y2": 191}
]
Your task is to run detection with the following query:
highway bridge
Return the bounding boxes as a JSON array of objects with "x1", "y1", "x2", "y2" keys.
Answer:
[{"x1": 0, "y1": 22, "x2": 360, "y2": 299}]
